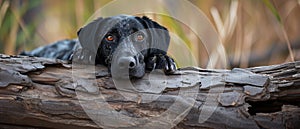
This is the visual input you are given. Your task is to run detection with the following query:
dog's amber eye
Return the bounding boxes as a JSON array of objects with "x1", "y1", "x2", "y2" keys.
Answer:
[
  {"x1": 106, "y1": 35, "x2": 114, "y2": 41},
  {"x1": 136, "y1": 33, "x2": 144, "y2": 41}
]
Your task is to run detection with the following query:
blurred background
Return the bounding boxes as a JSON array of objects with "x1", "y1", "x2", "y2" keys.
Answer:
[{"x1": 0, "y1": 0, "x2": 299, "y2": 69}]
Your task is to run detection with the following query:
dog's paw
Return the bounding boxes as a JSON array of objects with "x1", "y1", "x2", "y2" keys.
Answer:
[{"x1": 146, "y1": 54, "x2": 177, "y2": 74}]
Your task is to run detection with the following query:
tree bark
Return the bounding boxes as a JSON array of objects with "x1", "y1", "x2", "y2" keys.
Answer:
[{"x1": 0, "y1": 54, "x2": 299, "y2": 129}]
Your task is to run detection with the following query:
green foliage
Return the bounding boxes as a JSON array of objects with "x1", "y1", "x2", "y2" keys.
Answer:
[
  {"x1": 262, "y1": 0, "x2": 282, "y2": 23},
  {"x1": 0, "y1": 0, "x2": 42, "y2": 54},
  {"x1": 262, "y1": 0, "x2": 294, "y2": 61}
]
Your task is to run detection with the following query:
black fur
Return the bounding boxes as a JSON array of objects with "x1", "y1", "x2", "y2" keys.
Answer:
[
  {"x1": 21, "y1": 15, "x2": 176, "y2": 78},
  {"x1": 20, "y1": 39, "x2": 79, "y2": 61}
]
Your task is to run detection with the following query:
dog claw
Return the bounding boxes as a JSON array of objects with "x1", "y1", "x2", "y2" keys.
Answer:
[{"x1": 146, "y1": 54, "x2": 177, "y2": 74}]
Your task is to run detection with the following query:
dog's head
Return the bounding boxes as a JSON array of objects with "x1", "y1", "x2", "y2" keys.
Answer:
[{"x1": 77, "y1": 15, "x2": 170, "y2": 78}]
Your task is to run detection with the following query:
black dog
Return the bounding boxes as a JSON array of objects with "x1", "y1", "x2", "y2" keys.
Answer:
[{"x1": 21, "y1": 15, "x2": 176, "y2": 78}]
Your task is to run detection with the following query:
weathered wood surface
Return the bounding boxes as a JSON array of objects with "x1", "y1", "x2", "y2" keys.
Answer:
[{"x1": 0, "y1": 54, "x2": 299, "y2": 129}]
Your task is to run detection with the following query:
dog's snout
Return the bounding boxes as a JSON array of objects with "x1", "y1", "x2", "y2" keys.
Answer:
[
  {"x1": 118, "y1": 56, "x2": 136, "y2": 69},
  {"x1": 129, "y1": 61, "x2": 135, "y2": 68},
  {"x1": 137, "y1": 54, "x2": 144, "y2": 63}
]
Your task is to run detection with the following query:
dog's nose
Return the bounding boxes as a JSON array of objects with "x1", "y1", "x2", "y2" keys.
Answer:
[{"x1": 118, "y1": 56, "x2": 136, "y2": 69}]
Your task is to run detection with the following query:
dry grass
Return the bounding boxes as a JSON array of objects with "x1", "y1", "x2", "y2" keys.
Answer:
[{"x1": 0, "y1": 0, "x2": 299, "y2": 68}]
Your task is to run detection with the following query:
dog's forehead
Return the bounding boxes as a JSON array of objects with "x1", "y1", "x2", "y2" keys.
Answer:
[{"x1": 110, "y1": 15, "x2": 144, "y2": 29}]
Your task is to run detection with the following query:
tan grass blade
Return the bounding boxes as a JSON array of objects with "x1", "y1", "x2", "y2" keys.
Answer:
[
  {"x1": 210, "y1": 7, "x2": 224, "y2": 38},
  {"x1": 0, "y1": 0, "x2": 9, "y2": 29},
  {"x1": 209, "y1": 1, "x2": 238, "y2": 68}
]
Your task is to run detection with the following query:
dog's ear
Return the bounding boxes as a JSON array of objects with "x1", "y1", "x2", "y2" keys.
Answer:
[
  {"x1": 137, "y1": 16, "x2": 170, "y2": 55},
  {"x1": 77, "y1": 17, "x2": 106, "y2": 54},
  {"x1": 77, "y1": 28, "x2": 82, "y2": 37}
]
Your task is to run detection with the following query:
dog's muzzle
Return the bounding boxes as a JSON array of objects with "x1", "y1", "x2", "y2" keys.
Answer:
[{"x1": 110, "y1": 42, "x2": 146, "y2": 79}]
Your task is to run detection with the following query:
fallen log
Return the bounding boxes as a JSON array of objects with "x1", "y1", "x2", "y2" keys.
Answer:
[{"x1": 0, "y1": 54, "x2": 299, "y2": 129}]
